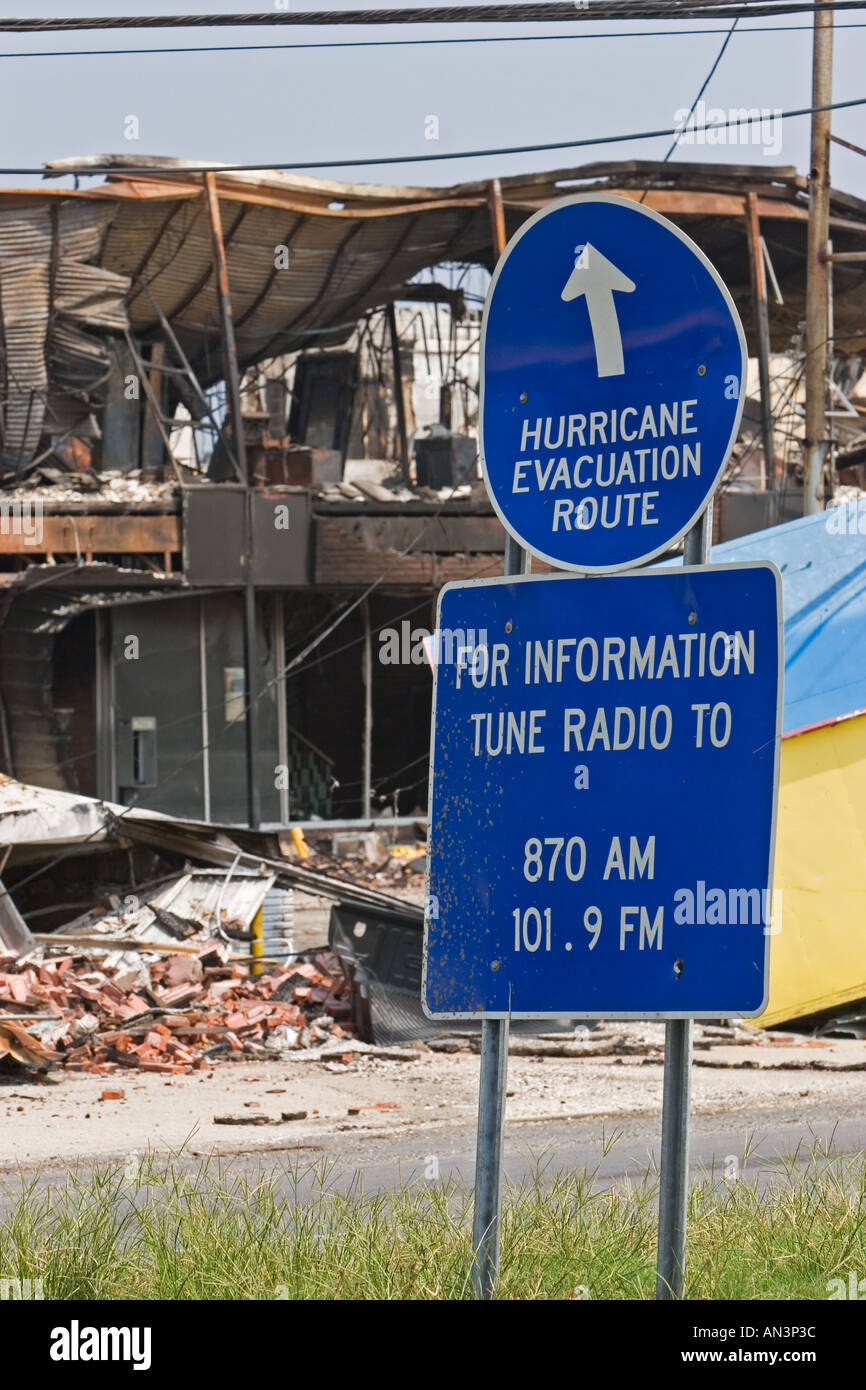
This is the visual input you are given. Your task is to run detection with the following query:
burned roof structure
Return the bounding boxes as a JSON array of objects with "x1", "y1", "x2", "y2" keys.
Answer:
[{"x1": 0, "y1": 153, "x2": 863, "y2": 473}]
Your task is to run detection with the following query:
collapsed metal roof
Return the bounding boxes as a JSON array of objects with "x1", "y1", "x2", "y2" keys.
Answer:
[
  {"x1": 31, "y1": 155, "x2": 866, "y2": 359},
  {"x1": 2, "y1": 155, "x2": 866, "y2": 466}
]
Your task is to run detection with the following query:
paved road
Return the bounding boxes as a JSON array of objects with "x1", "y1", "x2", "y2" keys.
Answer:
[
  {"x1": 261, "y1": 1108, "x2": 866, "y2": 1195},
  {"x1": 1, "y1": 1084, "x2": 861, "y2": 1205}
]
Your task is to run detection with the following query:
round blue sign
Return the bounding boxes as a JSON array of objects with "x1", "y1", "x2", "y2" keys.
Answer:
[{"x1": 480, "y1": 194, "x2": 747, "y2": 572}]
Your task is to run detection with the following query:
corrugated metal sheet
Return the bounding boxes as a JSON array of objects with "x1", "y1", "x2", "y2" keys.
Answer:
[
  {"x1": 55, "y1": 869, "x2": 276, "y2": 945},
  {"x1": 0, "y1": 201, "x2": 130, "y2": 469},
  {"x1": 0, "y1": 772, "x2": 109, "y2": 845}
]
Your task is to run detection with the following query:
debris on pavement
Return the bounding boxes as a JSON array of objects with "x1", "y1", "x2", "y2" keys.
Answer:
[{"x1": 213, "y1": 1110, "x2": 308, "y2": 1126}]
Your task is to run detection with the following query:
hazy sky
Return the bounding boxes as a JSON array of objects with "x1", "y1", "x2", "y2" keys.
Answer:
[{"x1": 0, "y1": 2, "x2": 864, "y2": 196}]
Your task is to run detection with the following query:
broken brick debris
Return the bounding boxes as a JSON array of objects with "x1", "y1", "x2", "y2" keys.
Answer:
[{"x1": 0, "y1": 949, "x2": 351, "y2": 1075}]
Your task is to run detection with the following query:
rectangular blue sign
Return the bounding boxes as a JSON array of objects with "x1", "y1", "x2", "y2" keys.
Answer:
[{"x1": 423, "y1": 564, "x2": 783, "y2": 1019}]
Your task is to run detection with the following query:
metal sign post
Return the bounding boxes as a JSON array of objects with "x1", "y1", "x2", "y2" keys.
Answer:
[
  {"x1": 656, "y1": 501, "x2": 711, "y2": 1301},
  {"x1": 470, "y1": 1014, "x2": 510, "y2": 1299},
  {"x1": 471, "y1": 531, "x2": 525, "y2": 1301}
]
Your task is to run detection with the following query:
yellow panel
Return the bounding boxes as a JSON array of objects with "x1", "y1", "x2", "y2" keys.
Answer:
[{"x1": 757, "y1": 712, "x2": 866, "y2": 1028}]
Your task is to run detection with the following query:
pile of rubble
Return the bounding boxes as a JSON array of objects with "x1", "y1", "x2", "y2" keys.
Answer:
[
  {"x1": 0, "y1": 946, "x2": 352, "y2": 1076},
  {"x1": 305, "y1": 837, "x2": 427, "y2": 892}
]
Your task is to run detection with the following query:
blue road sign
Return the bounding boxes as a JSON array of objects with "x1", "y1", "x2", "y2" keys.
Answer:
[
  {"x1": 423, "y1": 565, "x2": 782, "y2": 1019},
  {"x1": 480, "y1": 194, "x2": 747, "y2": 572}
]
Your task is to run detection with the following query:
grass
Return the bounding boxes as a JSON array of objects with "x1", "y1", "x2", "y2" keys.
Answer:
[{"x1": 0, "y1": 1135, "x2": 863, "y2": 1299}]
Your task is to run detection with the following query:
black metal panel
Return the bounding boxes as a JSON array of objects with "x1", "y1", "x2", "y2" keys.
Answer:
[
  {"x1": 183, "y1": 486, "x2": 245, "y2": 586},
  {"x1": 251, "y1": 490, "x2": 310, "y2": 587},
  {"x1": 201, "y1": 592, "x2": 281, "y2": 826},
  {"x1": 329, "y1": 903, "x2": 425, "y2": 1044},
  {"x1": 112, "y1": 593, "x2": 281, "y2": 825},
  {"x1": 184, "y1": 486, "x2": 310, "y2": 588},
  {"x1": 113, "y1": 596, "x2": 205, "y2": 818}
]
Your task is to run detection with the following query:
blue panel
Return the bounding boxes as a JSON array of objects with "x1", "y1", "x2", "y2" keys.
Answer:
[
  {"x1": 711, "y1": 508, "x2": 866, "y2": 733},
  {"x1": 423, "y1": 565, "x2": 782, "y2": 1019}
]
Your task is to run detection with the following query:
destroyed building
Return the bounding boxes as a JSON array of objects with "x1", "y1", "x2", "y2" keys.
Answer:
[{"x1": 0, "y1": 154, "x2": 865, "y2": 836}]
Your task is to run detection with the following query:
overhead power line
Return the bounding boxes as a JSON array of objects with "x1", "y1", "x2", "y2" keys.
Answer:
[
  {"x1": 3, "y1": 21, "x2": 866, "y2": 59},
  {"x1": 662, "y1": 16, "x2": 740, "y2": 161},
  {"x1": 5, "y1": 95, "x2": 862, "y2": 178},
  {"x1": 1, "y1": 2, "x2": 866, "y2": 34}
]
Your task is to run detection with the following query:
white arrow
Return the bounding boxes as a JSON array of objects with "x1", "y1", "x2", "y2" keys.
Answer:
[{"x1": 561, "y1": 243, "x2": 636, "y2": 378}]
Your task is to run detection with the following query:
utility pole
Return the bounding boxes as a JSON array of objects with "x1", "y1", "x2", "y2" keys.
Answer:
[
  {"x1": 804, "y1": 5, "x2": 833, "y2": 515},
  {"x1": 745, "y1": 194, "x2": 775, "y2": 494}
]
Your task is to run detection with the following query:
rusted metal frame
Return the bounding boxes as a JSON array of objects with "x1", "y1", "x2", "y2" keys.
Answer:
[
  {"x1": 234, "y1": 214, "x2": 304, "y2": 330},
  {"x1": 829, "y1": 132, "x2": 866, "y2": 161},
  {"x1": 745, "y1": 192, "x2": 776, "y2": 492},
  {"x1": 492, "y1": 158, "x2": 805, "y2": 194},
  {"x1": 140, "y1": 168, "x2": 485, "y2": 218},
  {"x1": 386, "y1": 303, "x2": 410, "y2": 477},
  {"x1": 804, "y1": 6, "x2": 833, "y2": 515},
  {"x1": 203, "y1": 175, "x2": 253, "y2": 468},
  {"x1": 822, "y1": 249, "x2": 866, "y2": 262},
  {"x1": 132, "y1": 274, "x2": 240, "y2": 480},
  {"x1": 122, "y1": 329, "x2": 184, "y2": 485},
  {"x1": 389, "y1": 282, "x2": 465, "y2": 313},
  {"x1": 315, "y1": 213, "x2": 422, "y2": 473},
  {"x1": 487, "y1": 178, "x2": 507, "y2": 258},
  {"x1": 203, "y1": 170, "x2": 260, "y2": 833},
  {"x1": 430, "y1": 208, "x2": 480, "y2": 412}
]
